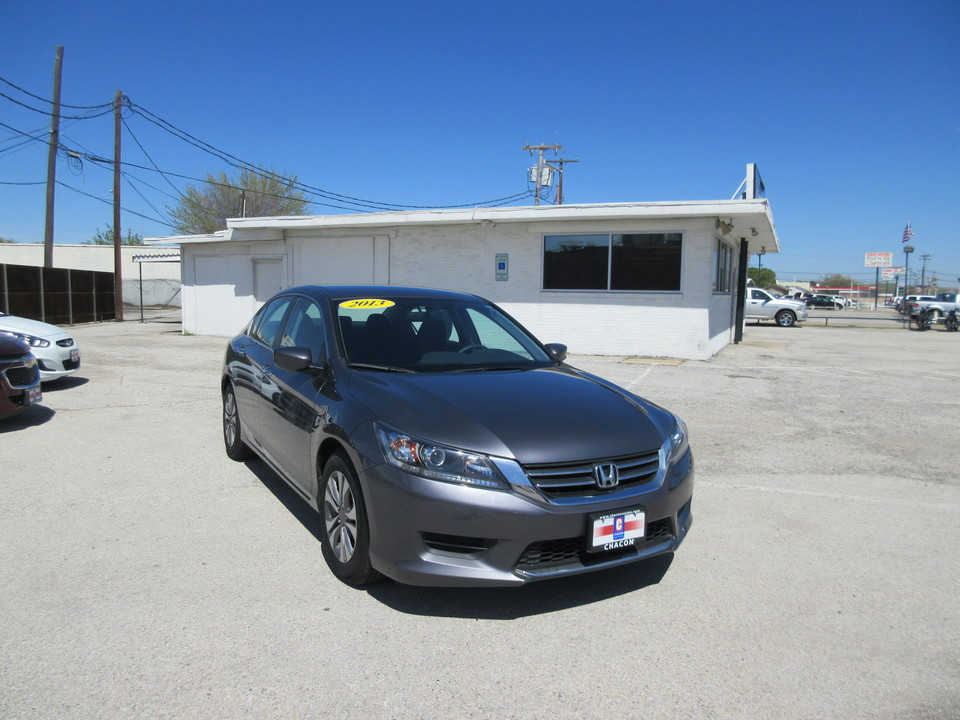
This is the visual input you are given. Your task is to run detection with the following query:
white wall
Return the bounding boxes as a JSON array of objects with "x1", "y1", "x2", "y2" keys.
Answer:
[
  {"x1": 383, "y1": 219, "x2": 727, "y2": 359},
  {"x1": 178, "y1": 218, "x2": 738, "y2": 360}
]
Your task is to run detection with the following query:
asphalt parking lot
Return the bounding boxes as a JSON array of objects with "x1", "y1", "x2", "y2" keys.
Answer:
[{"x1": 2, "y1": 311, "x2": 958, "y2": 719}]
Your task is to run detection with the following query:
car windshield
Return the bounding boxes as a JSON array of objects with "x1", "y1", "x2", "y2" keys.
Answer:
[{"x1": 334, "y1": 295, "x2": 554, "y2": 372}]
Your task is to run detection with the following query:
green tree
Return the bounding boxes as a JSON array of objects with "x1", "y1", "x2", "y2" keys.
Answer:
[
  {"x1": 748, "y1": 267, "x2": 776, "y2": 287},
  {"x1": 85, "y1": 227, "x2": 144, "y2": 246},
  {"x1": 167, "y1": 166, "x2": 308, "y2": 235},
  {"x1": 0, "y1": 236, "x2": 16, "y2": 243}
]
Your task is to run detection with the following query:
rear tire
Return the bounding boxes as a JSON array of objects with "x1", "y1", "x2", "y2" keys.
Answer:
[
  {"x1": 775, "y1": 310, "x2": 796, "y2": 328},
  {"x1": 223, "y1": 383, "x2": 254, "y2": 461},
  {"x1": 319, "y1": 452, "x2": 383, "y2": 587}
]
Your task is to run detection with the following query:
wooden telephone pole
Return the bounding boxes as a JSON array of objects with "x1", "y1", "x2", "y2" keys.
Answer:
[
  {"x1": 43, "y1": 46, "x2": 64, "y2": 268},
  {"x1": 113, "y1": 90, "x2": 124, "y2": 321}
]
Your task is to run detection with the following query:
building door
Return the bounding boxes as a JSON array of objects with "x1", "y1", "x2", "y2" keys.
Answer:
[{"x1": 254, "y1": 259, "x2": 283, "y2": 303}]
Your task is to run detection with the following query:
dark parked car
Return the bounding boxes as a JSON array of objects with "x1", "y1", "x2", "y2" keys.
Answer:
[
  {"x1": 0, "y1": 335, "x2": 42, "y2": 420},
  {"x1": 803, "y1": 294, "x2": 844, "y2": 310},
  {"x1": 222, "y1": 286, "x2": 694, "y2": 588}
]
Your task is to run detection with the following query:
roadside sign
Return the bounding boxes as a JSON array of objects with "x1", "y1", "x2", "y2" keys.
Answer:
[
  {"x1": 865, "y1": 252, "x2": 893, "y2": 268},
  {"x1": 881, "y1": 267, "x2": 903, "y2": 280},
  {"x1": 496, "y1": 253, "x2": 509, "y2": 281}
]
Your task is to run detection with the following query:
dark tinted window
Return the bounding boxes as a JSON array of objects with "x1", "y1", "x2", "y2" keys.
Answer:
[
  {"x1": 543, "y1": 235, "x2": 608, "y2": 290},
  {"x1": 544, "y1": 233, "x2": 682, "y2": 291},
  {"x1": 279, "y1": 298, "x2": 326, "y2": 362},
  {"x1": 612, "y1": 233, "x2": 682, "y2": 290},
  {"x1": 250, "y1": 296, "x2": 294, "y2": 347}
]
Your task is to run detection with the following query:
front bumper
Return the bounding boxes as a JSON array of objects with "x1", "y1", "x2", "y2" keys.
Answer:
[
  {"x1": 34, "y1": 344, "x2": 80, "y2": 381},
  {"x1": 358, "y1": 451, "x2": 694, "y2": 587}
]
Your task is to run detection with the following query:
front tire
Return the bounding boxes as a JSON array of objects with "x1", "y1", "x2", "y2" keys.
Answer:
[
  {"x1": 319, "y1": 452, "x2": 382, "y2": 587},
  {"x1": 775, "y1": 310, "x2": 796, "y2": 328},
  {"x1": 223, "y1": 383, "x2": 254, "y2": 461}
]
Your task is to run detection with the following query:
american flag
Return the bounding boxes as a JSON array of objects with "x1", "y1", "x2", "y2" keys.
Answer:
[{"x1": 902, "y1": 223, "x2": 914, "y2": 244}]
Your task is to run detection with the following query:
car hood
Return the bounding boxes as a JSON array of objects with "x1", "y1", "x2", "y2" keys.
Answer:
[
  {"x1": 776, "y1": 299, "x2": 806, "y2": 309},
  {"x1": 0, "y1": 314, "x2": 71, "y2": 340},
  {"x1": 0, "y1": 334, "x2": 32, "y2": 357},
  {"x1": 347, "y1": 365, "x2": 670, "y2": 465}
]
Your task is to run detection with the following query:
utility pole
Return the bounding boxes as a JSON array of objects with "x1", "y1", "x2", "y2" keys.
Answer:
[
  {"x1": 919, "y1": 254, "x2": 930, "y2": 293},
  {"x1": 553, "y1": 157, "x2": 579, "y2": 205},
  {"x1": 43, "y1": 46, "x2": 64, "y2": 268},
  {"x1": 522, "y1": 144, "x2": 562, "y2": 205},
  {"x1": 113, "y1": 90, "x2": 124, "y2": 321}
]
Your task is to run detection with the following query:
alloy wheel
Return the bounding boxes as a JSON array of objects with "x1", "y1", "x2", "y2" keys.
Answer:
[
  {"x1": 224, "y1": 390, "x2": 239, "y2": 447},
  {"x1": 323, "y1": 470, "x2": 359, "y2": 563}
]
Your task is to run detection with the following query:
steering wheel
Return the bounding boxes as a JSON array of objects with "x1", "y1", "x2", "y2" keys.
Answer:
[{"x1": 458, "y1": 344, "x2": 485, "y2": 354}]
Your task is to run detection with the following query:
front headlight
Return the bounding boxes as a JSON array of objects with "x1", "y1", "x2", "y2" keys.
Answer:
[
  {"x1": 665, "y1": 415, "x2": 689, "y2": 466},
  {"x1": 376, "y1": 424, "x2": 509, "y2": 490},
  {"x1": 0, "y1": 330, "x2": 50, "y2": 348}
]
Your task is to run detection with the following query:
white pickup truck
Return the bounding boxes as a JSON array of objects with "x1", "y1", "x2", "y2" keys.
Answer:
[{"x1": 745, "y1": 288, "x2": 809, "y2": 327}]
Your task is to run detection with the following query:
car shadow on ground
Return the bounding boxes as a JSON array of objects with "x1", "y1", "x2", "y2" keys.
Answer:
[
  {"x1": 245, "y1": 457, "x2": 674, "y2": 619},
  {"x1": 41, "y1": 376, "x2": 89, "y2": 392},
  {"x1": 366, "y1": 555, "x2": 673, "y2": 620},
  {"x1": 0, "y1": 404, "x2": 55, "y2": 432}
]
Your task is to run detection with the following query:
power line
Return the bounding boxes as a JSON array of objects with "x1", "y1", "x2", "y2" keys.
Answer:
[
  {"x1": 0, "y1": 75, "x2": 114, "y2": 110},
  {"x1": 2, "y1": 82, "x2": 536, "y2": 222},
  {"x1": 55, "y1": 180, "x2": 177, "y2": 229}
]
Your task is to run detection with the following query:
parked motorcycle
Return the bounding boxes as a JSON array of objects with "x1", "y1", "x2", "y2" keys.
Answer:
[
  {"x1": 945, "y1": 310, "x2": 959, "y2": 332},
  {"x1": 915, "y1": 306, "x2": 959, "y2": 331}
]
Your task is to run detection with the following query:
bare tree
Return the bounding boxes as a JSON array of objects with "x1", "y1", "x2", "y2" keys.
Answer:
[{"x1": 168, "y1": 166, "x2": 308, "y2": 234}]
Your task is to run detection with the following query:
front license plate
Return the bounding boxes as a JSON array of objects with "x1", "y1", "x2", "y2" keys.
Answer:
[
  {"x1": 70, "y1": 349, "x2": 80, "y2": 363},
  {"x1": 25, "y1": 386, "x2": 42, "y2": 406},
  {"x1": 588, "y1": 508, "x2": 645, "y2": 553}
]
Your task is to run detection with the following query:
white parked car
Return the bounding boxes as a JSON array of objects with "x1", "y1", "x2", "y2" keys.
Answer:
[
  {"x1": 0, "y1": 312, "x2": 81, "y2": 381},
  {"x1": 745, "y1": 288, "x2": 808, "y2": 327}
]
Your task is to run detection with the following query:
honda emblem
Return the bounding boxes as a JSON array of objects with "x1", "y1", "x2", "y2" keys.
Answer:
[{"x1": 593, "y1": 463, "x2": 620, "y2": 489}]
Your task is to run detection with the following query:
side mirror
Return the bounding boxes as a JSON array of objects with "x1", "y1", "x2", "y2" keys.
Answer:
[
  {"x1": 544, "y1": 343, "x2": 567, "y2": 363},
  {"x1": 275, "y1": 346, "x2": 328, "y2": 375}
]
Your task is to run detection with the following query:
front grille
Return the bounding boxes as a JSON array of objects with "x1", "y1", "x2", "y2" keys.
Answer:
[
  {"x1": 5, "y1": 364, "x2": 39, "y2": 388},
  {"x1": 63, "y1": 357, "x2": 81, "y2": 370},
  {"x1": 516, "y1": 517, "x2": 674, "y2": 572},
  {"x1": 523, "y1": 450, "x2": 660, "y2": 499}
]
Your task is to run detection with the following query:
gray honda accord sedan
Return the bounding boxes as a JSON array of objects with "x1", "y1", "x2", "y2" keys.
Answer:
[{"x1": 222, "y1": 285, "x2": 693, "y2": 587}]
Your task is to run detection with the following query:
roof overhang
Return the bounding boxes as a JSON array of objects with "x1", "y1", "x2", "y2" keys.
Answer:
[{"x1": 147, "y1": 199, "x2": 779, "y2": 254}]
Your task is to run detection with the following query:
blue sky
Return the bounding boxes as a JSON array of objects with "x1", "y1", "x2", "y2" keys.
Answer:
[{"x1": 2, "y1": 0, "x2": 958, "y2": 287}]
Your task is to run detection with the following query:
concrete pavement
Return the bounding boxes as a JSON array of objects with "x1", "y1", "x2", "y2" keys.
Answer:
[{"x1": 1, "y1": 314, "x2": 958, "y2": 719}]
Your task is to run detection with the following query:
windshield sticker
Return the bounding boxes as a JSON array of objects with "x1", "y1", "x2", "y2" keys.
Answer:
[{"x1": 339, "y1": 298, "x2": 396, "y2": 309}]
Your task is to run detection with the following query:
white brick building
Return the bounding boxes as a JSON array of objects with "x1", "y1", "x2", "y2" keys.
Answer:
[{"x1": 152, "y1": 199, "x2": 779, "y2": 360}]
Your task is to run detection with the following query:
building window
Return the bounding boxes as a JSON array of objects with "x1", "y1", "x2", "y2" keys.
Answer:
[
  {"x1": 543, "y1": 233, "x2": 682, "y2": 291},
  {"x1": 714, "y1": 240, "x2": 733, "y2": 293}
]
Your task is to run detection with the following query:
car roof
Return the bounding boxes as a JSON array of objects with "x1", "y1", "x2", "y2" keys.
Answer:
[{"x1": 282, "y1": 285, "x2": 485, "y2": 303}]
